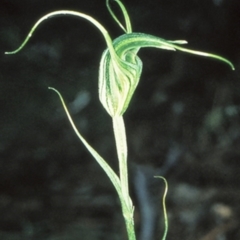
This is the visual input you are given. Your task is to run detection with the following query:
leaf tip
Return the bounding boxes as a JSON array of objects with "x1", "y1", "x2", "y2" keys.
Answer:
[
  {"x1": 5, "y1": 51, "x2": 14, "y2": 55},
  {"x1": 48, "y1": 87, "x2": 58, "y2": 94}
]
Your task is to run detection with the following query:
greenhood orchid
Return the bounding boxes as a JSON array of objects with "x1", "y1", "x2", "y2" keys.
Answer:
[
  {"x1": 5, "y1": 1, "x2": 234, "y2": 240},
  {"x1": 5, "y1": 0, "x2": 234, "y2": 117}
]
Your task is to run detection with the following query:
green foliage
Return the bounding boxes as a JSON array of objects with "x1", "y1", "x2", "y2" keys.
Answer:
[{"x1": 6, "y1": 0, "x2": 234, "y2": 239}]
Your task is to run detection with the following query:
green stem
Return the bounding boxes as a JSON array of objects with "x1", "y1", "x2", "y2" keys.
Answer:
[
  {"x1": 125, "y1": 217, "x2": 136, "y2": 240},
  {"x1": 112, "y1": 116, "x2": 136, "y2": 240},
  {"x1": 112, "y1": 116, "x2": 129, "y2": 206}
]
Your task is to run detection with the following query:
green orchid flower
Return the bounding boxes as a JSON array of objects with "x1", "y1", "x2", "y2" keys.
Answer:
[
  {"x1": 6, "y1": 0, "x2": 234, "y2": 117},
  {"x1": 5, "y1": 1, "x2": 234, "y2": 240},
  {"x1": 101, "y1": 0, "x2": 234, "y2": 116}
]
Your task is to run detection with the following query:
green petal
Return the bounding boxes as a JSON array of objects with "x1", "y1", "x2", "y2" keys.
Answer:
[{"x1": 106, "y1": 0, "x2": 132, "y2": 33}]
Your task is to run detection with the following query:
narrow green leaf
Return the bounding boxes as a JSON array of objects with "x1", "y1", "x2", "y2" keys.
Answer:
[
  {"x1": 48, "y1": 87, "x2": 124, "y2": 200},
  {"x1": 154, "y1": 176, "x2": 168, "y2": 240}
]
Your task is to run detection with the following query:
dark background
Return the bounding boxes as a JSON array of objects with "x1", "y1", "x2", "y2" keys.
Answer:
[{"x1": 0, "y1": 0, "x2": 240, "y2": 239}]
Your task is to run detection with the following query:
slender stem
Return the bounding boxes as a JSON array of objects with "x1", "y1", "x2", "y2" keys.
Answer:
[
  {"x1": 112, "y1": 116, "x2": 129, "y2": 205},
  {"x1": 112, "y1": 115, "x2": 136, "y2": 240},
  {"x1": 48, "y1": 88, "x2": 136, "y2": 238},
  {"x1": 125, "y1": 217, "x2": 136, "y2": 240}
]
